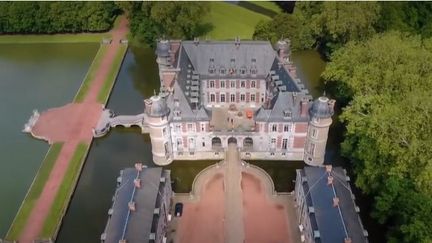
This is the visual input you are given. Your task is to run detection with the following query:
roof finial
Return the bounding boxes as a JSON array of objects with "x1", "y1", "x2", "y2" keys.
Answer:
[{"x1": 323, "y1": 90, "x2": 327, "y2": 97}]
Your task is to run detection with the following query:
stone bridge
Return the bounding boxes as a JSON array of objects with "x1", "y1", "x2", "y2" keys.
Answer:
[{"x1": 93, "y1": 109, "x2": 148, "y2": 137}]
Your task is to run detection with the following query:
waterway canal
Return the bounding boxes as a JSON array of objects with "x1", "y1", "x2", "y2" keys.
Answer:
[
  {"x1": 56, "y1": 47, "x2": 329, "y2": 243},
  {"x1": 0, "y1": 43, "x2": 98, "y2": 237}
]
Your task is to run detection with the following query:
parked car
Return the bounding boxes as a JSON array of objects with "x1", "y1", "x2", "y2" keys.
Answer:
[{"x1": 175, "y1": 202, "x2": 183, "y2": 217}]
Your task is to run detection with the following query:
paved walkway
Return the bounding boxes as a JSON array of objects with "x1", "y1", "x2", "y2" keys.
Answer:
[
  {"x1": 174, "y1": 143, "x2": 300, "y2": 243},
  {"x1": 18, "y1": 17, "x2": 128, "y2": 243},
  {"x1": 224, "y1": 143, "x2": 245, "y2": 243}
]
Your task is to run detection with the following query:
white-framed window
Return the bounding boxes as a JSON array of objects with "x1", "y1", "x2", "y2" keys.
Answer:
[
  {"x1": 221, "y1": 93, "x2": 226, "y2": 102},
  {"x1": 201, "y1": 123, "x2": 205, "y2": 132},
  {"x1": 220, "y1": 80, "x2": 225, "y2": 88},
  {"x1": 240, "y1": 94, "x2": 245, "y2": 102},
  {"x1": 210, "y1": 93, "x2": 215, "y2": 102},
  {"x1": 175, "y1": 124, "x2": 181, "y2": 132},
  {"x1": 210, "y1": 80, "x2": 215, "y2": 88},
  {"x1": 187, "y1": 123, "x2": 193, "y2": 132},
  {"x1": 282, "y1": 138, "x2": 288, "y2": 150},
  {"x1": 230, "y1": 94, "x2": 236, "y2": 102},
  {"x1": 272, "y1": 124, "x2": 277, "y2": 132},
  {"x1": 308, "y1": 143, "x2": 315, "y2": 155},
  {"x1": 162, "y1": 127, "x2": 167, "y2": 136},
  {"x1": 231, "y1": 80, "x2": 236, "y2": 88},
  {"x1": 241, "y1": 81, "x2": 245, "y2": 88},
  {"x1": 251, "y1": 80, "x2": 256, "y2": 88},
  {"x1": 250, "y1": 94, "x2": 256, "y2": 102},
  {"x1": 312, "y1": 129, "x2": 317, "y2": 138},
  {"x1": 176, "y1": 138, "x2": 182, "y2": 146},
  {"x1": 284, "y1": 124, "x2": 292, "y2": 132}
]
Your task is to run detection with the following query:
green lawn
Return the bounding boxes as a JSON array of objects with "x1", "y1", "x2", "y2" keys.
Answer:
[
  {"x1": 248, "y1": 1, "x2": 282, "y2": 13},
  {"x1": 97, "y1": 44, "x2": 128, "y2": 104},
  {"x1": 0, "y1": 32, "x2": 109, "y2": 44},
  {"x1": 40, "y1": 142, "x2": 89, "y2": 239},
  {"x1": 202, "y1": 2, "x2": 271, "y2": 40},
  {"x1": 6, "y1": 143, "x2": 63, "y2": 240},
  {"x1": 74, "y1": 44, "x2": 108, "y2": 103}
]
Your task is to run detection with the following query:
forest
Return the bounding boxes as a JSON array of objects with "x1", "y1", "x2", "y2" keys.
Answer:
[
  {"x1": 254, "y1": 2, "x2": 432, "y2": 242},
  {"x1": 0, "y1": 2, "x2": 119, "y2": 33}
]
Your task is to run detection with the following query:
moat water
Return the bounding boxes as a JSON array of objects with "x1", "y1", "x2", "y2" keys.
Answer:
[{"x1": 0, "y1": 43, "x2": 99, "y2": 237}]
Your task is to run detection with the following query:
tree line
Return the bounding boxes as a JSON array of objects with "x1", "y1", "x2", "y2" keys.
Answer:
[
  {"x1": 257, "y1": 2, "x2": 432, "y2": 242},
  {"x1": 0, "y1": 2, "x2": 119, "y2": 34}
]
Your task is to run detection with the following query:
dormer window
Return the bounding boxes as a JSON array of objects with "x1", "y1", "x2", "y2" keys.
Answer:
[
  {"x1": 251, "y1": 58, "x2": 256, "y2": 63},
  {"x1": 251, "y1": 66, "x2": 257, "y2": 75},
  {"x1": 230, "y1": 58, "x2": 235, "y2": 63},
  {"x1": 240, "y1": 66, "x2": 247, "y2": 75},
  {"x1": 210, "y1": 58, "x2": 214, "y2": 62},
  {"x1": 220, "y1": 67, "x2": 226, "y2": 75},
  {"x1": 283, "y1": 110, "x2": 292, "y2": 118}
]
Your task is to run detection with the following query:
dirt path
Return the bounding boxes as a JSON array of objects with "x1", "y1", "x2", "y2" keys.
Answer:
[{"x1": 18, "y1": 17, "x2": 128, "y2": 243}]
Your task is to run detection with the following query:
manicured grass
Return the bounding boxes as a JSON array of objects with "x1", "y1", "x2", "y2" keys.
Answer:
[
  {"x1": 0, "y1": 32, "x2": 109, "y2": 44},
  {"x1": 6, "y1": 143, "x2": 64, "y2": 240},
  {"x1": 40, "y1": 142, "x2": 89, "y2": 239},
  {"x1": 74, "y1": 44, "x2": 109, "y2": 103},
  {"x1": 97, "y1": 44, "x2": 128, "y2": 104},
  {"x1": 202, "y1": 2, "x2": 271, "y2": 40},
  {"x1": 248, "y1": 1, "x2": 282, "y2": 13}
]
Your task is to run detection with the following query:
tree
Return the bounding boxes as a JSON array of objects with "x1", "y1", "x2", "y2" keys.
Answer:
[
  {"x1": 323, "y1": 32, "x2": 432, "y2": 242},
  {"x1": 124, "y1": 2, "x2": 210, "y2": 46},
  {"x1": 252, "y1": 12, "x2": 315, "y2": 51}
]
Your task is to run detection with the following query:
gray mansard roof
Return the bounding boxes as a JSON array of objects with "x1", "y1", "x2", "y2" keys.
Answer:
[
  {"x1": 181, "y1": 40, "x2": 275, "y2": 78},
  {"x1": 102, "y1": 167, "x2": 165, "y2": 243},
  {"x1": 255, "y1": 92, "x2": 309, "y2": 122},
  {"x1": 299, "y1": 167, "x2": 368, "y2": 243}
]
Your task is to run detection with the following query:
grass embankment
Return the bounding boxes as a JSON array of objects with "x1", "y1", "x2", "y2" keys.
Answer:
[
  {"x1": 6, "y1": 143, "x2": 64, "y2": 240},
  {"x1": 40, "y1": 142, "x2": 89, "y2": 239},
  {"x1": 73, "y1": 44, "x2": 109, "y2": 102},
  {"x1": 248, "y1": 1, "x2": 282, "y2": 13},
  {"x1": 97, "y1": 44, "x2": 128, "y2": 104},
  {"x1": 0, "y1": 32, "x2": 109, "y2": 44},
  {"x1": 202, "y1": 2, "x2": 271, "y2": 40}
]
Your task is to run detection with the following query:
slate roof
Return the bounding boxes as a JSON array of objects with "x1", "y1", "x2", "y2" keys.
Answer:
[
  {"x1": 256, "y1": 92, "x2": 309, "y2": 122},
  {"x1": 300, "y1": 167, "x2": 368, "y2": 243},
  {"x1": 181, "y1": 40, "x2": 275, "y2": 78},
  {"x1": 102, "y1": 167, "x2": 165, "y2": 243}
]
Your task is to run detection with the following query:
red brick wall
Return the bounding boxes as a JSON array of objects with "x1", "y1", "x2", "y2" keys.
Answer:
[
  {"x1": 246, "y1": 80, "x2": 250, "y2": 89},
  {"x1": 183, "y1": 136, "x2": 188, "y2": 148},
  {"x1": 293, "y1": 136, "x2": 306, "y2": 148},
  {"x1": 216, "y1": 92, "x2": 220, "y2": 103},
  {"x1": 255, "y1": 123, "x2": 260, "y2": 132},
  {"x1": 246, "y1": 92, "x2": 250, "y2": 102},
  {"x1": 215, "y1": 80, "x2": 220, "y2": 89},
  {"x1": 236, "y1": 92, "x2": 240, "y2": 103},
  {"x1": 256, "y1": 92, "x2": 260, "y2": 104},
  {"x1": 278, "y1": 124, "x2": 283, "y2": 133},
  {"x1": 236, "y1": 80, "x2": 240, "y2": 88},
  {"x1": 295, "y1": 123, "x2": 308, "y2": 133},
  {"x1": 277, "y1": 136, "x2": 282, "y2": 148},
  {"x1": 264, "y1": 123, "x2": 268, "y2": 132},
  {"x1": 182, "y1": 123, "x2": 187, "y2": 133}
]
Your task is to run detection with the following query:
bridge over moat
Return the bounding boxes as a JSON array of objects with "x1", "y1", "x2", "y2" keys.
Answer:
[{"x1": 93, "y1": 109, "x2": 148, "y2": 137}]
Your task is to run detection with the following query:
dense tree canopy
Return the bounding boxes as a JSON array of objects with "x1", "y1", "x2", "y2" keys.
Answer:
[
  {"x1": 253, "y1": 2, "x2": 380, "y2": 55},
  {"x1": 323, "y1": 32, "x2": 432, "y2": 243},
  {"x1": 0, "y1": 2, "x2": 119, "y2": 34},
  {"x1": 123, "y1": 2, "x2": 210, "y2": 46}
]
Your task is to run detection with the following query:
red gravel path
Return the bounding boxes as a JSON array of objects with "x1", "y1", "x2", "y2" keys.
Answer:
[
  {"x1": 177, "y1": 173, "x2": 225, "y2": 243},
  {"x1": 18, "y1": 17, "x2": 128, "y2": 242},
  {"x1": 242, "y1": 172, "x2": 292, "y2": 243}
]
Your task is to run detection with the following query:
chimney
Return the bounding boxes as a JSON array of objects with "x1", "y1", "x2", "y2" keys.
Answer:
[
  {"x1": 333, "y1": 197, "x2": 340, "y2": 207},
  {"x1": 325, "y1": 165, "x2": 332, "y2": 173},
  {"x1": 328, "y1": 99, "x2": 336, "y2": 113},
  {"x1": 327, "y1": 176, "x2": 334, "y2": 186},
  {"x1": 135, "y1": 163, "x2": 143, "y2": 171},
  {"x1": 128, "y1": 201, "x2": 136, "y2": 211},
  {"x1": 344, "y1": 237, "x2": 352, "y2": 243},
  {"x1": 300, "y1": 100, "x2": 308, "y2": 117},
  {"x1": 134, "y1": 179, "x2": 141, "y2": 188}
]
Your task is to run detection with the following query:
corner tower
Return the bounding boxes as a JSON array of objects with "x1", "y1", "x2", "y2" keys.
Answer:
[
  {"x1": 144, "y1": 91, "x2": 173, "y2": 166},
  {"x1": 304, "y1": 96, "x2": 335, "y2": 166}
]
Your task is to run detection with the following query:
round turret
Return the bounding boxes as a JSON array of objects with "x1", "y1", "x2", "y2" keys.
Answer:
[
  {"x1": 145, "y1": 95, "x2": 170, "y2": 117},
  {"x1": 156, "y1": 40, "x2": 170, "y2": 57},
  {"x1": 310, "y1": 96, "x2": 333, "y2": 118}
]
